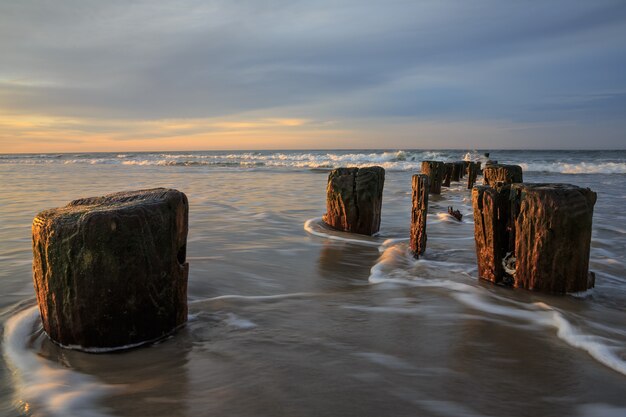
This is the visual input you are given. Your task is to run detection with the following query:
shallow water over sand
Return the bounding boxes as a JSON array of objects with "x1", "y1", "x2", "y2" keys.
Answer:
[{"x1": 1, "y1": 150, "x2": 625, "y2": 417}]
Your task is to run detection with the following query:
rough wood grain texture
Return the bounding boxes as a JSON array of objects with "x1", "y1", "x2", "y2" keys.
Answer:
[
  {"x1": 322, "y1": 166, "x2": 385, "y2": 235},
  {"x1": 472, "y1": 186, "x2": 509, "y2": 284},
  {"x1": 442, "y1": 163, "x2": 453, "y2": 187},
  {"x1": 410, "y1": 174, "x2": 429, "y2": 257},
  {"x1": 32, "y1": 188, "x2": 189, "y2": 350},
  {"x1": 451, "y1": 162, "x2": 464, "y2": 182},
  {"x1": 467, "y1": 162, "x2": 479, "y2": 189},
  {"x1": 421, "y1": 161, "x2": 445, "y2": 195},
  {"x1": 472, "y1": 183, "x2": 596, "y2": 293},
  {"x1": 511, "y1": 184, "x2": 597, "y2": 293},
  {"x1": 483, "y1": 164, "x2": 523, "y2": 186}
]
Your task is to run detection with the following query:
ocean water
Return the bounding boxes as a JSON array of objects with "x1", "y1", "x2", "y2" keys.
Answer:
[{"x1": 0, "y1": 149, "x2": 625, "y2": 417}]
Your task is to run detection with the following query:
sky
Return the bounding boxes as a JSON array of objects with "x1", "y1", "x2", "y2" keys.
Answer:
[{"x1": 1, "y1": 0, "x2": 625, "y2": 153}]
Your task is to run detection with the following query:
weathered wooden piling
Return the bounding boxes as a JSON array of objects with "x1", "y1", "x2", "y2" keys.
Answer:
[
  {"x1": 32, "y1": 188, "x2": 189, "y2": 350},
  {"x1": 443, "y1": 163, "x2": 453, "y2": 187},
  {"x1": 323, "y1": 166, "x2": 385, "y2": 235},
  {"x1": 511, "y1": 184, "x2": 597, "y2": 293},
  {"x1": 421, "y1": 161, "x2": 445, "y2": 195},
  {"x1": 467, "y1": 162, "x2": 479, "y2": 189},
  {"x1": 472, "y1": 183, "x2": 597, "y2": 293},
  {"x1": 451, "y1": 162, "x2": 464, "y2": 182},
  {"x1": 410, "y1": 174, "x2": 429, "y2": 257},
  {"x1": 482, "y1": 164, "x2": 523, "y2": 186},
  {"x1": 472, "y1": 186, "x2": 509, "y2": 284}
]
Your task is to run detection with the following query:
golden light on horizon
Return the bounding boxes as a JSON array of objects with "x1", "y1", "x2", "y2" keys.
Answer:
[{"x1": 0, "y1": 113, "x2": 347, "y2": 153}]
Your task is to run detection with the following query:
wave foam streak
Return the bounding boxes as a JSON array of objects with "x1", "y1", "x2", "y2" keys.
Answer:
[
  {"x1": 369, "y1": 244, "x2": 626, "y2": 376},
  {"x1": 3, "y1": 306, "x2": 116, "y2": 417}
]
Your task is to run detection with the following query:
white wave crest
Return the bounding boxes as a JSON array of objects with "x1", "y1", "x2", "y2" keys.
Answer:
[
  {"x1": 304, "y1": 217, "x2": 383, "y2": 247},
  {"x1": 369, "y1": 244, "x2": 626, "y2": 376},
  {"x1": 3, "y1": 306, "x2": 117, "y2": 417},
  {"x1": 520, "y1": 161, "x2": 626, "y2": 174}
]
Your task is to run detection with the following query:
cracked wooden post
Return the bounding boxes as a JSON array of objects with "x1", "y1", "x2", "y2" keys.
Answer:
[
  {"x1": 472, "y1": 186, "x2": 509, "y2": 284},
  {"x1": 323, "y1": 166, "x2": 385, "y2": 235},
  {"x1": 483, "y1": 164, "x2": 523, "y2": 186},
  {"x1": 32, "y1": 188, "x2": 189, "y2": 351},
  {"x1": 410, "y1": 174, "x2": 429, "y2": 257},
  {"x1": 442, "y1": 163, "x2": 453, "y2": 187},
  {"x1": 511, "y1": 184, "x2": 597, "y2": 293},
  {"x1": 472, "y1": 183, "x2": 597, "y2": 293},
  {"x1": 467, "y1": 162, "x2": 479, "y2": 189},
  {"x1": 421, "y1": 161, "x2": 445, "y2": 195}
]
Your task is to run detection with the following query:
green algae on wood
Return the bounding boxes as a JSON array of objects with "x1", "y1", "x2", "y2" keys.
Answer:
[{"x1": 32, "y1": 188, "x2": 189, "y2": 351}]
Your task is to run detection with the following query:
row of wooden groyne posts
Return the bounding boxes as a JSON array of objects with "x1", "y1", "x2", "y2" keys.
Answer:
[{"x1": 30, "y1": 159, "x2": 596, "y2": 352}]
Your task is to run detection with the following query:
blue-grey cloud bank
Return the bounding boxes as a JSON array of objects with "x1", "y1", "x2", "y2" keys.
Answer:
[{"x1": 1, "y1": 0, "x2": 625, "y2": 150}]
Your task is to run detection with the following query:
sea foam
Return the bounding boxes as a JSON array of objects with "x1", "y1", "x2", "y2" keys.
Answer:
[
  {"x1": 3, "y1": 306, "x2": 116, "y2": 417},
  {"x1": 304, "y1": 217, "x2": 382, "y2": 247},
  {"x1": 368, "y1": 243, "x2": 626, "y2": 377}
]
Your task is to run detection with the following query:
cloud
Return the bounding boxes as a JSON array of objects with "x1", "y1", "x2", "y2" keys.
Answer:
[{"x1": 0, "y1": 0, "x2": 625, "y2": 150}]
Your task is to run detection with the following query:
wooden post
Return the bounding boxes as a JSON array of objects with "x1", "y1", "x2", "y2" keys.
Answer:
[
  {"x1": 410, "y1": 174, "x2": 429, "y2": 257},
  {"x1": 323, "y1": 166, "x2": 385, "y2": 235},
  {"x1": 472, "y1": 186, "x2": 509, "y2": 284},
  {"x1": 421, "y1": 161, "x2": 445, "y2": 195},
  {"x1": 442, "y1": 163, "x2": 453, "y2": 187},
  {"x1": 467, "y1": 162, "x2": 479, "y2": 189},
  {"x1": 472, "y1": 183, "x2": 597, "y2": 293},
  {"x1": 32, "y1": 188, "x2": 189, "y2": 351},
  {"x1": 483, "y1": 164, "x2": 523, "y2": 186},
  {"x1": 451, "y1": 162, "x2": 464, "y2": 182},
  {"x1": 511, "y1": 184, "x2": 597, "y2": 293}
]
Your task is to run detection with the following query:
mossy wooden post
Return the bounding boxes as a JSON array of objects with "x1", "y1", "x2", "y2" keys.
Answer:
[
  {"x1": 323, "y1": 166, "x2": 385, "y2": 235},
  {"x1": 421, "y1": 161, "x2": 445, "y2": 195},
  {"x1": 511, "y1": 184, "x2": 597, "y2": 293},
  {"x1": 32, "y1": 188, "x2": 189, "y2": 351},
  {"x1": 451, "y1": 162, "x2": 464, "y2": 182},
  {"x1": 483, "y1": 164, "x2": 523, "y2": 186},
  {"x1": 442, "y1": 163, "x2": 453, "y2": 187},
  {"x1": 467, "y1": 162, "x2": 479, "y2": 189},
  {"x1": 410, "y1": 174, "x2": 429, "y2": 257},
  {"x1": 472, "y1": 183, "x2": 597, "y2": 293}
]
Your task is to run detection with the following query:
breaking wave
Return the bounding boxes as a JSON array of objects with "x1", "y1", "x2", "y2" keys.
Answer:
[{"x1": 1, "y1": 150, "x2": 625, "y2": 173}]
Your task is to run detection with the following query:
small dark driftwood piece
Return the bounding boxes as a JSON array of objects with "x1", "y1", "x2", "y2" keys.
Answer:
[
  {"x1": 32, "y1": 188, "x2": 189, "y2": 350},
  {"x1": 472, "y1": 183, "x2": 596, "y2": 294},
  {"x1": 447, "y1": 206, "x2": 462, "y2": 222},
  {"x1": 323, "y1": 166, "x2": 385, "y2": 235},
  {"x1": 482, "y1": 164, "x2": 523, "y2": 186},
  {"x1": 421, "y1": 161, "x2": 446, "y2": 195},
  {"x1": 410, "y1": 174, "x2": 429, "y2": 257}
]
